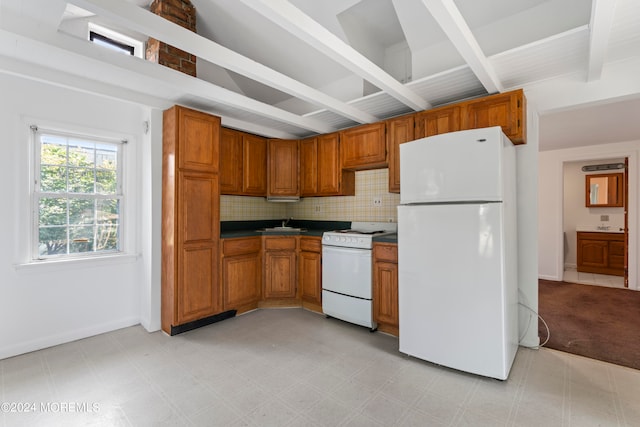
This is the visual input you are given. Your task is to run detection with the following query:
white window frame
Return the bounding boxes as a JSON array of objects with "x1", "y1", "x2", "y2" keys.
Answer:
[
  {"x1": 88, "y1": 23, "x2": 145, "y2": 59},
  {"x1": 31, "y1": 125, "x2": 127, "y2": 261}
]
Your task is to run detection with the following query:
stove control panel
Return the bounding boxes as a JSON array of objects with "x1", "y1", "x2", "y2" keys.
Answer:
[{"x1": 322, "y1": 233, "x2": 374, "y2": 249}]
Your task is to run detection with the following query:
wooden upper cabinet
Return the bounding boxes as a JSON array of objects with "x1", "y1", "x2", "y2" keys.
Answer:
[
  {"x1": 300, "y1": 137, "x2": 318, "y2": 196},
  {"x1": 242, "y1": 133, "x2": 267, "y2": 196},
  {"x1": 302, "y1": 133, "x2": 355, "y2": 197},
  {"x1": 387, "y1": 114, "x2": 415, "y2": 194},
  {"x1": 267, "y1": 139, "x2": 299, "y2": 198},
  {"x1": 174, "y1": 107, "x2": 220, "y2": 173},
  {"x1": 340, "y1": 122, "x2": 387, "y2": 170},
  {"x1": 463, "y1": 89, "x2": 526, "y2": 144},
  {"x1": 415, "y1": 105, "x2": 461, "y2": 138},
  {"x1": 220, "y1": 128, "x2": 243, "y2": 194}
]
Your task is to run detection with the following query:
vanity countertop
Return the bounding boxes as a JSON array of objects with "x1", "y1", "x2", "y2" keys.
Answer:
[{"x1": 576, "y1": 225, "x2": 624, "y2": 233}]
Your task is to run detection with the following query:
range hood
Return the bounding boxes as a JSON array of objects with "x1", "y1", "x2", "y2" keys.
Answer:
[{"x1": 266, "y1": 196, "x2": 300, "y2": 203}]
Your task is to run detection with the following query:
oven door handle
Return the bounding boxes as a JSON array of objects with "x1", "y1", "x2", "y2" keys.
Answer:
[{"x1": 322, "y1": 246, "x2": 371, "y2": 256}]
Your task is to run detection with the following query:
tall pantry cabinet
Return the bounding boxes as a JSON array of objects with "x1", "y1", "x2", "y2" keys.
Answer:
[{"x1": 162, "y1": 105, "x2": 225, "y2": 335}]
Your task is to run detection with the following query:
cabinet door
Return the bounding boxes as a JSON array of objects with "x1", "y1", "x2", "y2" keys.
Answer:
[
  {"x1": 300, "y1": 137, "x2": 318, "y2": 196},
  {"x1": 177, "y1": 107, "x2": 220, "y2": 173},
  {"x1": 415, "y1": 106, "x2": 461, "y2": 138},
  {"x1": 578, "y1": 239, "x2": 609, "y2": 269},
  {"x1": 317, "y1": 133, "x2": 355, "y2": 196},
  {"x1": 220, "y1": 128, "x2": 243, "y2": 194},
  {"x1": 609, "y1": 240, "x2": 625, "y2": 270},
  {"x1": 387, "y1": 115, "x2": 415, "y2": 194},
  {"x1": 268, "y1": 139, "x2": 299, "y2": 197},
  {"x1": 373, "y1": 260, "x2": 399, "y2": 329},
  {"x1": 340, "y1": 122, "x2": 387, "y2": 170},
  {"x1": 463, "y1": 90, "x2": 525, "y2": 144},
  {"x1": 264, "y1": 250, "x2": 297, "y2": 299},
  {"x1": 176, "y1": 171, "x2": 220, "y2": 324},
  {"x1": 222, "y1": 251, "x2": 262, "y2": 310},
  {"x1": 299, "y1": 249, "x2": 321, "y2": 305},
  {"x1": 242, "y1": 134, "x2": 267, "y2": 196}
]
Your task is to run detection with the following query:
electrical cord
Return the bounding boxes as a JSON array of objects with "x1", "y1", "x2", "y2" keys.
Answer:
[{"x1": 518, "y1": 301, "x2": 550, "y2": 349}]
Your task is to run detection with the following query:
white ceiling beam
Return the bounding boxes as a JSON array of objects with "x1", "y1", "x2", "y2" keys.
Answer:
[
  {"x1": 0, "y1": 15, "x2": 328, "y2": 135},
  {"x1": 239, "y1": 0, "x2": 430, "y2": 111},
  {"x1": 588, "y1": 0, "x2": 617, "y2": 81},
  {"x1": 69, "y1": 0, "x2": 378, "y2": 125},
  {"x1": 419, "y1": 0, "x2": 503, "y2": 93}
]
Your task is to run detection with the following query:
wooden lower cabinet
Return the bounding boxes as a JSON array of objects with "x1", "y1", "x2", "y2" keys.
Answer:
[
  {"x1": 373, "y1": 242, "x2": 399, "y2": 336},
  {"x1": 262, "y1": 236, "x2": 299, "y2": 305},
  {"x1": 221, "y1": 237, "x2": 262, "y2": 313},
  {"x1": 577, "y1": 232, "x2": 625, "y2": 276},
  {"x1": 299, "y1": 236, "x2": 322, "y2": 312}
]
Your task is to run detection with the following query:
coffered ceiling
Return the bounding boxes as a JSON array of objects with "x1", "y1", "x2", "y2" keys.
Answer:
[{"x1": 1, "y1": 0, "x2": 639, "y2": 147}]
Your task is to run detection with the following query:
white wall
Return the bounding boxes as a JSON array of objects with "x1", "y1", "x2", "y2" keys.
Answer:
[{"x1": 0, "y1": 73, "x2": 158, "y2": 359}]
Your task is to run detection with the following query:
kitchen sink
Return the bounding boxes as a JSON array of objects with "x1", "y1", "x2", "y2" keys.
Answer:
[{"x1": 258, "y1": 227, "x2": 307, "y2": 233}]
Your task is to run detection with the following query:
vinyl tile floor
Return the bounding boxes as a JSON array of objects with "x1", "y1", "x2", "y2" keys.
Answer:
[
  {"x1": 563, "y1": 269, "x2": 626, "y2": 288},
  {"x1": 2, "y1": 308, "x2": 640, "y2": 427}
]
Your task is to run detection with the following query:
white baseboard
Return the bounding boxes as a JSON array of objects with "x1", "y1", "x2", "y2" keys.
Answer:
[{"x1": 0, "y1": 317, "x2": 140, "y2": 360}]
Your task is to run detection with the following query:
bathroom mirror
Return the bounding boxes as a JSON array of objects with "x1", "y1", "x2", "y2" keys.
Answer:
[{"x1": 585, "y1": 173, "x2": 624, "y2": 207}]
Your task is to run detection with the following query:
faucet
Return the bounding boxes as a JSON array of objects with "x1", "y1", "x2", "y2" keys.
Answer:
[{"x1": 282, "y1": 217, "x2": 292, "y2": 227}]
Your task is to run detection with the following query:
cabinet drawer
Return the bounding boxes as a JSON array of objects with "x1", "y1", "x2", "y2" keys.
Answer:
[
  {"x1": 222, "y1": 237, "x2": 261, "y2": 256},
  {"x1": 264, "y1": 236, "x2": 297, "y2": 251},
  {"x1": 373, "y1": 243, "x2": 397, "y2": 263},
  {"x1": 299, "y1": 237, "x2": 321, "y2": 252}
]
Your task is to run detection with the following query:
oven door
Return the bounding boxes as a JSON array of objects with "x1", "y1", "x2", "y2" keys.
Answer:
[{"x1": 322, "y1": 245, "x2": 372, "y2": 299}]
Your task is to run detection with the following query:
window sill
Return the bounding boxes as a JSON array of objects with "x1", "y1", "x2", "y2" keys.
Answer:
[{"x1": 14, "y1": 253, "x2": 139, "y2": 273}]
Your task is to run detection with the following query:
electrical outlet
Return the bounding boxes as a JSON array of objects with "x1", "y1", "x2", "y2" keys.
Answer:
[
  {"x1": 314, "y1": 204, "x2": 321, "y2": 213},
  {"x1": 373, "y1": 197, "x2": 382, "y2": 206},
  {"x1": 600, "y1": 215, "x2": 609, "y2": 221}
]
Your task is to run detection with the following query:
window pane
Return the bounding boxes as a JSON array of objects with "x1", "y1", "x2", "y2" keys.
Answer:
[
  {"x1": 40, "y1": 165, "x2": 67, "y2": 192},
  {"x1": 96, "y1": 224, "x2": 119, "y2": 251},
  {"x1": 96, "y1": 143, "x2": 117, "y2": 169},
  {"x1": 97, "y1": 199, "x2": 119, "y2": 223},
  {"x1": 39, "y1": 197, "x2": 67, "y2": 226},
  {"x1": 96, "y1": 170, "x2": 117, "y2": 193},
  {"x1": 68, "y1": 167, "x2": 95, "y2": 193},
  {"x1": 38, "y1": 226, "x2": 67, "y2": 256},
  {"x1": 41, "y1": 138, "x2": 67, "y2": 165},
  {"x1": 69, "y1": 198, "x2": 95, "y2": 225},
  {"x1": 69, "y1": 226, "x2": 94, "y2": 254},
  {"x1": 68, "y1": 139, "x2": 95, "y2": 167}
]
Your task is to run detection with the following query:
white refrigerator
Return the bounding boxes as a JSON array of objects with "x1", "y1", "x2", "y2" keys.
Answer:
[{"x1": 397, "y1": 126, "x2": 518, "y2": 380}]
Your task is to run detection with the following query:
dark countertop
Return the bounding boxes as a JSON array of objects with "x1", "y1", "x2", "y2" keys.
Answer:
[
  {"x1": 373, "y1": 232, "x2": 397, "y2": 244},
  {"x1": 221, "y1": 220, "x2": 350, "y2": 239}
]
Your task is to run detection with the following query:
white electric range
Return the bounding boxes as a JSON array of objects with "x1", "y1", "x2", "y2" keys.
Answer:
[{"x1": 321, "y1": 222, "x2": 397, "y2": 330}]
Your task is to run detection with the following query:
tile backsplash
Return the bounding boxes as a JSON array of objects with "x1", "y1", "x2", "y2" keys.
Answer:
[{"x1": 220, "y1": 169, "x2": 399, "y2": 222}]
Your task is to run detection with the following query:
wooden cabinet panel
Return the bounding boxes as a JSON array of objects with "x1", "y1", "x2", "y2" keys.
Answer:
[
  {"x1": 463, "y1": 89, "x2": 525, "y2": 144},
  {"x1": 220, "y1": 128, "x2": 243, "y2": 194},
  {"x1": 264, "y1": 251, "x2": 297, "y2": 299},
  {"x1": 300, "y1": 137, "x2": 318, "y2": 195},
  {"x1": 162, "y1": 105, "x2": 221, "y2": 335},
  {"x1": 317, "y1": 133, "x2": 355, "y2": 196},
  {"x1": 221, "y1": 237, "x2": 262, "y2": 312},
  {"x1": 387, "y1": 115, "x2": 415, "y2": 194},
  {"x1": 176, "y1": 107, "x2": 220, "y2": 173},
  {"x1": 373, "y1": 242, "x2": 398, "y2": 336},
  {"x1": 299, "y1": 236, "x2": 322, "y2": 310},
  {"x1": 577, "y1": 232, "x2": 625, "y2": 276},
  {"x1": 178, "y1": 244, "x2": 219, "y2": 324},
  {"x1": 340, "y1": 122, "x2": 387, "y2": 170},
  {"x1": 415, "y1": 106, "x2": 461, "y2": 138},
  {"x1": 268, "y1": 139, "x2": 299, "y2": 197},
  {"x1": 180, "y1": 172, "x2": 217, "y2": 243},
  {"x1": 242, "y1": 133, "x2": 267, "y2": 196}
]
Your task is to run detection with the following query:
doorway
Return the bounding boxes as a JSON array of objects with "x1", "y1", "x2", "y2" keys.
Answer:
[{"x1": 562, "y1": 158, "x2": 628, "y2": 288}]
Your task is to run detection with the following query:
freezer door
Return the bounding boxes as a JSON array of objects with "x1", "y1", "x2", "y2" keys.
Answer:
[
  {"x1": 397, "y1": 203, "x2": 518, "y2": 380},
  {"x1": 400, "y1": 127, "x2": 512, "y2": 204}
]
